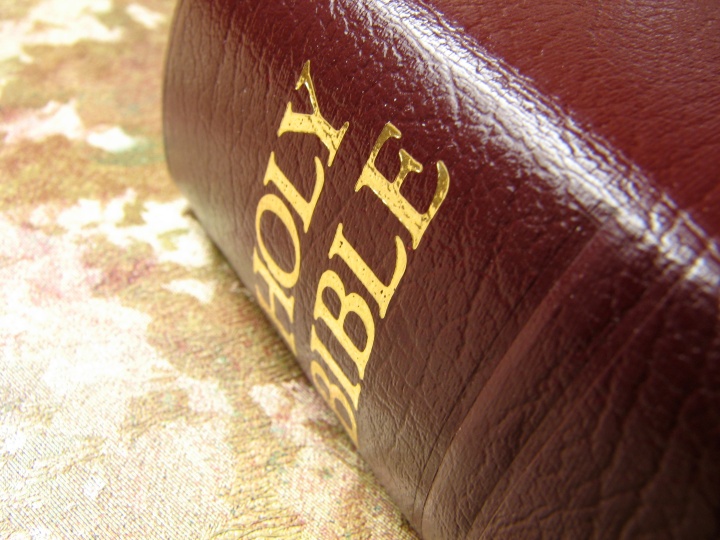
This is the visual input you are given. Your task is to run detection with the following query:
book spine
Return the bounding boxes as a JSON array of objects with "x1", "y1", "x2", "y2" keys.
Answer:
[{"x1": 163, "y1": 0, "x2": 720, "y2": 538}]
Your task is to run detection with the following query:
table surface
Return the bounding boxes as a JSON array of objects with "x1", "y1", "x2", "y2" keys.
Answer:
[{"x1": 0, "y1": 1, "x2": 417, "y2": 538}]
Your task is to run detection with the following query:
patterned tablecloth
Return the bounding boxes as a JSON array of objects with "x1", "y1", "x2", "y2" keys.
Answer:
[{"x1": 0, "y1": 1, "x2": 417, "y2": 538}]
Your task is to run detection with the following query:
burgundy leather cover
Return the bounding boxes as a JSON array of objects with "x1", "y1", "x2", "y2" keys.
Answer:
[{"x1": 163, "y1": 1, "x2": 720, "y2": 538}]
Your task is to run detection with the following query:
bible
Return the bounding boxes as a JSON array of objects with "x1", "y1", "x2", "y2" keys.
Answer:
[{"x1": 163, "y1": 0, "x2": 720, "y2": 538}]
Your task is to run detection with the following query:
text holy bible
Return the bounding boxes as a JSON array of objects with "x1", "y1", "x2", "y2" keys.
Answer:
[{"x1": 163, "y1": 1, "x2": 720, "y2": 538}]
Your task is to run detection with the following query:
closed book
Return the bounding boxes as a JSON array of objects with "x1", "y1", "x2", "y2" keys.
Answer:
[{"x1": 163, "y1": 0, "x2": 720, "y2": 538}]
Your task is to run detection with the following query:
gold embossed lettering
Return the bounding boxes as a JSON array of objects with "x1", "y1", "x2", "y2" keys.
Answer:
[
  {"x1": 314, "y1": 269, "x2": 375, "y2": 379},
  {"x1": 310, "y1": 325, "x2": 361, "y2": 409},
  {"x1": 355, "y1": 122, "x2": 450, "y2": 248},
  {"x1": 310, "y1": 359, "x2": 358, "y2": 445},
  {"x1": 277, "y1": 61, "x2": 349, "y2": 167},
  {"x1": 253, "y1": 248, "x2": 297, "y2": 354},
  {"x1": 263, "y1": 152, "x2": 324, "y2": 233},
  {"x1": 251, "y1": 60, "x2": 455, "y2": 449},
  {"x1": 328, "y1": 223, "x2": 407, "y2": 318},
  {"x1": 255, "y1": 193, "x2": 301, "y2": 289}
]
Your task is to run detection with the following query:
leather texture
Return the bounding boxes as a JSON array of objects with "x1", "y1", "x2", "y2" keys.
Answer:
[{"x1": 163, "y1": 0, "x2": 720, "y2": 538}]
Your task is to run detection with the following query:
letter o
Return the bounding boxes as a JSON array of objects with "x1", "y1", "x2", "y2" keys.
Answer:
[{"x1": 255, "y1": 193, "x2": 301, "y2": 289}]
